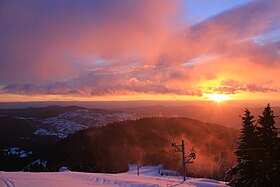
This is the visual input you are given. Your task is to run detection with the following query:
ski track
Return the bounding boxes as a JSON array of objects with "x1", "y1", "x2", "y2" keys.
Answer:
[
  {"x1": 0, "y1": 166, "x2": 227, "y2": 187},
  {"x1": 0, "y1": 177, "x2": 16, "y2": 187}
]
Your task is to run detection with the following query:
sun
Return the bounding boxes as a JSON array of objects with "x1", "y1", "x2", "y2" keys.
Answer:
[{"x1": 206, "y1": 93, "x2": 230, "y2": 103}]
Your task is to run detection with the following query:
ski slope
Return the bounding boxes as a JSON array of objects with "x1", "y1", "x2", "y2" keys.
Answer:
[{"x1": 0, "y1": 165, "x2": 227, "y2": 187}]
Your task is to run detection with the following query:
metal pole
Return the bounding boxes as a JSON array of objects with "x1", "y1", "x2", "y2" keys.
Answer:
[{"x1": 182, "y1": 140, "x2": 186, "y2": 181}]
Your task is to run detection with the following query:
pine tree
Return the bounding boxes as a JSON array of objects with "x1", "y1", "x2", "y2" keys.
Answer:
[
  {"x1": 275, "y1": 137, "x2": 280, "y2": 186},
  {"x1": 230, "y1": 108, "x2": 258, "y2": 186},
  {"x1": 256, "y1": 104, "x2": 279, "y2": 186}
]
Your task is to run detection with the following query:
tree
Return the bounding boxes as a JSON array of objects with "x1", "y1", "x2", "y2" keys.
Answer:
[
  {"x1": 256, "y1": 104, "x2": 279, "y2": 186},
  {"x1": 229, "y1": 108, "x2": 258, "y2": 186},
  {"x1": 275, "y1": 137, "x2": 280, "y2": 186}
]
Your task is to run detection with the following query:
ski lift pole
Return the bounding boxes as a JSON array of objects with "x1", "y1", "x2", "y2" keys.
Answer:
[
  {"x1": 171, "y1": 139, "x2": 196, "y2": 182},
  {"x1": 171, "y1": 139, "x2": 186, "y2": 181}
]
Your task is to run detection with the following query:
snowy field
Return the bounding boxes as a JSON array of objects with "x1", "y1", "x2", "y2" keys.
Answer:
[{"x1": 0, "y1": 166, "x2": 227, "y2": 187}]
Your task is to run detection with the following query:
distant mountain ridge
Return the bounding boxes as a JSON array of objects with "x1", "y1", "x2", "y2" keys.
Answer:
[
  {"x1": 2, "y1": 104, "x2": 279, "y2": 129},
  {"x1": 122, "y1": 105, "x2": 280, "y2": 129},
  {"x1": 0, "y1": 105, "x2": 83, "y2": 118}
]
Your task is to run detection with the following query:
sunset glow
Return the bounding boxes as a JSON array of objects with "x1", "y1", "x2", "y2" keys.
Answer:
[
  {"x1": 206, "y1": 94, "x2": 230, "y2": 103},
  {"x1": 0, "y1": 0, "x2": 279, "y2": 105}
]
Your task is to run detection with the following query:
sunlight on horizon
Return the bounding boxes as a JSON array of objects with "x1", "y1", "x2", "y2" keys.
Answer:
[{"x1": 206, "y1": 93, "x2": 230, "y2": 103}]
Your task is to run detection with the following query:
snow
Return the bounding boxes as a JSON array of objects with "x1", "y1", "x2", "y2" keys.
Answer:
[
  {"x1": 0, "y1": 165, "x2": 227, "y2": 187},
  {"x1": 34, "y1": 118, "x2": 88, "y2": 138},
  {"x1": 57, "y1": 109, "x2": 134, "y2": 128},
  {"x1": 58, "y1": 166, "x2": 70, "y2": 172},
  {"x1": 25, "y1": 159, "x2": 48, "y2": 168},
  {"x1": 32, "y1": 109, "x2": 135, "y2": 139},
  {"x1": 2, "y1": 147, "x2": 32, "y2": 158}
]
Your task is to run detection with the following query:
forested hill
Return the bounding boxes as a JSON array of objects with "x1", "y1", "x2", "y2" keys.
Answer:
[
  {"x1": 40, "y1": 117, "x2": 238, "y2": 180},
  {"x1": 0, "y1": 105, "x2": 83, "y2": 118}
]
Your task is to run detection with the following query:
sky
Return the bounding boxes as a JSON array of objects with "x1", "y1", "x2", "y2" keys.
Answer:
[{"x1": 1, "y1": 0, "x2": 280, "y2": 104}]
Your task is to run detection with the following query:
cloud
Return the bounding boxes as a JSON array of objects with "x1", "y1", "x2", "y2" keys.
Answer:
[
  {"x1": 1, "y1": 0, "x2": 280, "y2": 99},
  {"x1": 0, "y1": 0, "x2": 182, "y2": 83},
  {"x1": 2, "y1": 70, "x2": 203, "y2": 97},
  {"x1": 207, "y1": 80, "x2": 279, "y2": 94}
]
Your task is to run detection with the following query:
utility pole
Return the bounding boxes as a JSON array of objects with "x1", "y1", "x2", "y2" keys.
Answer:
[{"x1": 171, "y1": 139, "x2": 196, "y2": 181}]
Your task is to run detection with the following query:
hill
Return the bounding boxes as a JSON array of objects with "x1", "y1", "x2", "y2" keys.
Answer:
[
  {"x1": 0, "y1": 105, "x2": 84, "y2": 119},
  {"x1": 0, "y1": 106, "x2": 134, "y2": 171},
  {"x1": 36, "y1": 117, "x2": 238, "y2": 180},
  {"x1": 0, "y1": 116, "x2": 60, "y2": 171}
]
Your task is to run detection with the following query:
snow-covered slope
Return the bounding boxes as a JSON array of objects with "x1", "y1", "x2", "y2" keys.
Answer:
[{"x1": 0, "y1": 165, "x2": 227, "y2": 187}]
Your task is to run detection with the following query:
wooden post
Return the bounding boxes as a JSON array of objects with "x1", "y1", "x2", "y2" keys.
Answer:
[
  {"x1": 182, "y1": 140, "x2": 186, "y2": 181},
  {"x1": 137, "y1": 162, "x2": 140, "y2": 176}
]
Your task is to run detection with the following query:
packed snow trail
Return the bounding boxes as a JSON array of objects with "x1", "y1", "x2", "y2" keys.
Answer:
[
  {"x1": 0, "y1": 166, "x2": 227, "y2": 187},
  {"x1": 0, "y1": 177, "x2": 16, "y2": 187}
]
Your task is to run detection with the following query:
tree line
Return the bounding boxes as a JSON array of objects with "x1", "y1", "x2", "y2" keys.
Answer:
[{"x1": 228, "y1": 104, "x2": 280, "y2": 186}]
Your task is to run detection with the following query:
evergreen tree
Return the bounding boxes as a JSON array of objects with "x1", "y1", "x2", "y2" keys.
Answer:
[
  {"x1": 275, "y1": 137, "x2": 280, "y2": 186},
  {"x1": 256, "y1": 104, "x2": 279, "y2": 186},
  {"x1": 229, "y1": 108, "x2": 258, "y2": 186}
]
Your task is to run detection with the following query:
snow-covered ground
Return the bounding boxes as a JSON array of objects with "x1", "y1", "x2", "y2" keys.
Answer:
[
  {"x1": 0, "y1": 165, "x2": 227, "y2": 187},
  {"x1": 31, "y1": 109, "x2": 135, "y2": 139},
  {"x1": 33, "y1": 118, "x2": 87, "y2": 139},
  {"x1": 1, "y1": 147, "x2": 32, "y2": 158}
]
